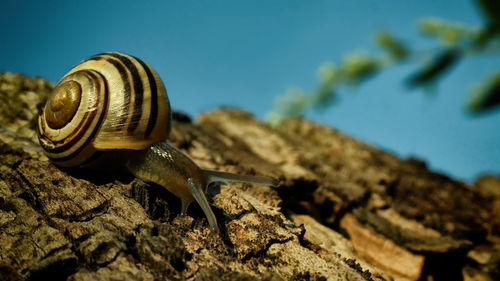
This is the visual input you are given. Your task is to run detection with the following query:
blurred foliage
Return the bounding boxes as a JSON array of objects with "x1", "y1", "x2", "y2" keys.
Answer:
[
  {"x1": 468, "y1": 71, "x2": 500, "y2": 111},
  {"x1": 375, "y1": 31, "x2": 408, "y2": 59},
  {"x1": 418, "y1": 17, "x2": 481, "y2": 45},
  {"x1": 267, "y1": 0, "x2": 500, "y2": 126},
  {"x1": 406, "y1": 48, "x2": 461, "y2": 87}
]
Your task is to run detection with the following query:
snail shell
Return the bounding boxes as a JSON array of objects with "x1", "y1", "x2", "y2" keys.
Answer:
[
  {"x1": 37, "y1": 52, "x2": 277, "y2": 233},
  {"x1": 37, "y1": 52, "x2": 171, "y2": 167}
]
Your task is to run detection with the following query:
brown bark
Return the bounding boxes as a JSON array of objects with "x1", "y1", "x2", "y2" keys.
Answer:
[{"x1": 0, "y1": 72, "x2": 499, "y2": 280}]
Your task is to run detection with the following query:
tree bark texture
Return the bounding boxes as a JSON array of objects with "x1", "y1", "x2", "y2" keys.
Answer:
[{"x1": 0, "y1": 73, "x2": 499, "y2": 280}]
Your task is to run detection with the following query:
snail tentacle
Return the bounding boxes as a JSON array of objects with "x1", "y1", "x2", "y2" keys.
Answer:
[
  {"x1": 180, "y1": 199, "x2": 190, "y2": 216},
  {"x1": 203, "y1": 169, "x2": 278, "y2": 187},
  {"x1": 187, "y1": 178, "x2": 219, "y2": 233}
]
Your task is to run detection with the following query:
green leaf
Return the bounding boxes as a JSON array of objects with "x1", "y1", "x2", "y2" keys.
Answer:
[
  {"x1": 418, "y1": 17, "x2": 481, "y2": 45},
  {"x1": 475, "y1": 0, "x2": 500, "y2": 29},
  {"x1": 266, "y1": 111, "x2": 285, "y2": 127},
  {"x1": 407, "y1": 49, "x2": 460, "y2": 87},
  {"x1": 340, "y1": 52, "x2": 381, "y2": 84},
  {"x1": 311, "y1": 63, "x2": 339, "y2": 110},
  {"x1": 311, "y1": 84, "x2": 336, "y2": 111},
  {"x1": 375, "y1": 31, "x2": 408, "y2": 59},
  {"x1": 467, "y1": 71, "x2": 500, "y2": 112},
  {"x1": 317, "y1": 62, "x2": 339, "y2": 84},
  {"x1": 275, "y1": 87, "x2": 308, "y2": 117}
]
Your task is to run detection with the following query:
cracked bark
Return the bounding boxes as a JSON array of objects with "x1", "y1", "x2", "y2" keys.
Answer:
[{"x1": 1, "y1": 72, "x2": 499, "y2": 281}]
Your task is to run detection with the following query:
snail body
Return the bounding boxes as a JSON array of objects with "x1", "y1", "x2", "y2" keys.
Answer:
[{"x1": 37, "y1": 52, "x2": 276, "y2": 233}]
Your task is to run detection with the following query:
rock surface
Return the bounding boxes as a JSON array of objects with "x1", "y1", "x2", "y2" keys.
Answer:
[{"x1": 0, "y1": 72, "x2": 499, "y2": 280}]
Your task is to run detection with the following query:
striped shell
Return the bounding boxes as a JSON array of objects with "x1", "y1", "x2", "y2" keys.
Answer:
[{"x1": 37, "y1": 52, "x2": 171, "y2": 167}]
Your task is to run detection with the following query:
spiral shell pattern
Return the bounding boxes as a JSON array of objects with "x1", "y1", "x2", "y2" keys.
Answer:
[{"x1": 37, "y1": 52, "x2": 171, "y2": 167}]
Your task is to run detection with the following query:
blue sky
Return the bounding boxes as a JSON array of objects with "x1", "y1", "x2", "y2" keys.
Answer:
[{"x1": 1, "y1": 0, "x2": 499, "y2": 182}]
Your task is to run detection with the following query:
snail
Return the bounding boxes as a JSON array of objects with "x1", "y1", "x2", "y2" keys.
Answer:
[{"x1": 37, "y1": 52, "x2": 277, "y2": 233}]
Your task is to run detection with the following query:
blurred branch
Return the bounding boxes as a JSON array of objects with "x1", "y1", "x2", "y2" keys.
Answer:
[{"x1": 267, "y1": 0, "x2": 500, "y2": 125}]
